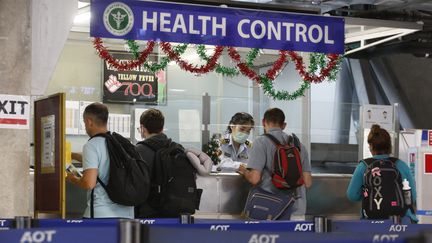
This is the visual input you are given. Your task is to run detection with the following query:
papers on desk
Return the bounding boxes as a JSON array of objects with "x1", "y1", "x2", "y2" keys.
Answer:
[{"x1": 212, "y1": 158, "x2": 244, "y2": 172}]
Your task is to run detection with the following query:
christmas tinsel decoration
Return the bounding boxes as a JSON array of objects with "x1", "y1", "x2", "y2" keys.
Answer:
[{"x1": 196, "y1": 45, "x2": 259, "y2": 77}]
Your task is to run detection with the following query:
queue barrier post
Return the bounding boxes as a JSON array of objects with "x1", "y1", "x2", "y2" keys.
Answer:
[
  {"x1": 118, "y1": 219, "x2": 141, "y2": 243},
  {"x1": 314, "y1": 216, "x2": 330, "y2": 233},
  {"x1": 390, "y1": 215, "x2": 402, "y2": 225},
  {"x1": 180, "y1": 213, "x2": 194, "y2": 224},
  {"x1": 13, "y1": 216, "x2": 32, "y2": 229}
]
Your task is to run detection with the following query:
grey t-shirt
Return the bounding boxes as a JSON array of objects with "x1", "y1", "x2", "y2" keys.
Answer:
[{"x1": 247, "y1": 128, "x2": 311, "y2": 216}]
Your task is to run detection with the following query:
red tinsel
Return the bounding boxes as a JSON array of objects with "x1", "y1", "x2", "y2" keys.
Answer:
[
  {"x1": 288, "y1": 51, "x2": 340, "y2": 83},
  {"x1": 160, "y1": 42, "x2": 224, "y2": 74},
  {"x1": 227, "y1": 47, "x2": 288, "y2": 83},
  {"x1": 93, "y1": 37, "x2": 155, "y2": 71}
]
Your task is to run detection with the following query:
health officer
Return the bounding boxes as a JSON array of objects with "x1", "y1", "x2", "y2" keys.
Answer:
[{"x1": 219, "y1": 112, "x2": 254, "y2": 163}]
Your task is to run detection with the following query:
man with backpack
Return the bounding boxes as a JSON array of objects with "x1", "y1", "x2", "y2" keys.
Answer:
[
  {"x1": 66, "y1": 103, "x2": 134, "y2": 218},
  {"x1": 135, "y1": 108, "x2": 201, "y2": 218},
  {"x1": 238, "y1": 108, "x2": 312, "y2": 220}
]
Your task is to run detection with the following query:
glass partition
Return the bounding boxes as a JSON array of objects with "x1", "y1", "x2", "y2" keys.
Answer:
[
  {"x1": 48, "y1": 40, "x2": 363, "y2": 174},
  {"x1": 311, "y1": 101, "x2": 361, "y2": 145}
]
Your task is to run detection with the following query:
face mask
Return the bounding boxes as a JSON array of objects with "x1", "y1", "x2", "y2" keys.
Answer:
[{"x1": 232, "y1": 131, "x2": 249, "y2": 144}]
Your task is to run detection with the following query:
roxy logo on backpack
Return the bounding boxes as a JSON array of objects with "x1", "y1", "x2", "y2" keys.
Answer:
[
  {"x1": 264, "y1": 133, "x2": 304, "y2": 190},
  {"x1": 362, "y1": 157, "x2": 406, "y2": 219}
]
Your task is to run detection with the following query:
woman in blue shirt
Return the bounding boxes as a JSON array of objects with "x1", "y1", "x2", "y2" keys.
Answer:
[{"x1": 346, "y1": 124, "x2": 417, "y2": 223}]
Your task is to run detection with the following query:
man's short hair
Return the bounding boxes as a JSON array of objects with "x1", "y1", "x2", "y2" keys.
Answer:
[
  {"x1": 263, "y1": 108, "x2": 285, "y2": 126},
  {"x1": 140, "y1": 108, "x2": 164, "y2": 134},
  {"x1": 83, "y1": 103, "x2": 108, "y2": 126}
]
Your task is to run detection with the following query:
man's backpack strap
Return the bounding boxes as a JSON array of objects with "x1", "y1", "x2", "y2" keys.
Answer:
[
  {"x1": 264, "y1": 133, "x2": 301, "y2": 151},
  {"x1": 88, "y1": 132, "x2": 111, "y2": 209},
  {"x1": 362, "y1": 158, "x2": 374, "y2": 166},
  {"x1": 89, "y1": 132, "x2": 109, "y2": 141},
  {"x1": 291, "y1": 133, "x2": 301, "y2": 152},
  {"x1": 91, "y1": 189, "x2": 94, "y2": 218}
]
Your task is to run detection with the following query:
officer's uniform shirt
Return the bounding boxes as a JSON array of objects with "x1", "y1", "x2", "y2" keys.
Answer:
[{"x1": 219, "y1": 134, "x2": 252, "y2": 163}]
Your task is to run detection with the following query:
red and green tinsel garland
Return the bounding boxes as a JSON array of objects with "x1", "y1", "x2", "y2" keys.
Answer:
[
  {"x1": 160, "y1": 42, "x2": 224, "y2": 74},
  {"x1": 227, "y1": 47, "x2": 288, "y2": 83},
  {"x1": 93, "y1": 38, "x2": 155, "y2": 71},
  {"x1": 126, "y1": 41, "x2": 189, "y2": 73},
  {"x1": 197, "y1": 45, "x2": 260, "y2": 77},
  {"x1": 93, "y1": 37, "x2": 342, "y2": 101},
  {"x1": 288, "y1": 51, "x2": 340, "y2": 84}
]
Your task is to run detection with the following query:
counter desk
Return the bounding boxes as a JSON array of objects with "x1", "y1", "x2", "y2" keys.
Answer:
[
  {"x1": 61, "y1": 172, "x2": 360, "y2": 219},
  {"x1": 195, "y1": 172, "x2": 361, "y2": 220}
]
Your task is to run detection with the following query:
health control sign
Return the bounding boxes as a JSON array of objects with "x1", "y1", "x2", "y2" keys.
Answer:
[{"x1": 91, "y1": 0, "x2": 345, "y2": 54}]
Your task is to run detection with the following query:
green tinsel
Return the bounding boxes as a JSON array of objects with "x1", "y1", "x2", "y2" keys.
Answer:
[
  {"x1": 260, "y1": 75, "x2": 310, "y2": 101},
  {"x1": 143, "y1": 43, "x2": 188, "y2": 73},
  {"x1": 262, "y1": 53, "x2": 344, "y2": 100},
  {"x1": 127, "y1": 40, "x2": 140, "y2": 59},
  {"x1": 308, "y1": 53, "x2": 319, "y2": 74},
  {"x1": 197, "y1": 44, "x2": 259, "y2": 77}
]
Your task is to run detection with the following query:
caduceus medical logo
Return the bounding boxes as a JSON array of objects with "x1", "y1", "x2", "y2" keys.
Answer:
[{"x1": 103, "y1": 2, "x2": 134, "y2": 36}]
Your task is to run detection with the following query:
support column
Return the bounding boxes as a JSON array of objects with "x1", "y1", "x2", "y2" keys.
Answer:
[{"x1": 0, "y1": 0, "x2": 31, "y2": 217}]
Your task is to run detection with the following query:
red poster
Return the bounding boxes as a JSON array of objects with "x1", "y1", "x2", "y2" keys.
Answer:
[{"x1": 425, "y1": 154, "x2": 432, "y2": 174}]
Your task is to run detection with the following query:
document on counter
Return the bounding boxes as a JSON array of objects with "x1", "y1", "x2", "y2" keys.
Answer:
[{"x1": 212, "y1": 158, "x2": 244, "y2": 173}]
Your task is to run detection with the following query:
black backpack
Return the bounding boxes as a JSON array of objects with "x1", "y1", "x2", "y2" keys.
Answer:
[
  {"x1": 362, "y1": 157, "x2": 406, "y2": 219},
  {"x1": 139, "y1": 138, "x2": 202, "y2": 217},
  {"x1": 264, "y1": 133, "x2": 304, "y2": 190},
  {"x1": 90, "y1": 132, "x2": 150, "y2": 215}
]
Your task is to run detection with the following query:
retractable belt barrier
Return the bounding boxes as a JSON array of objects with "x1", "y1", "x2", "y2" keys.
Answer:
[
  {"x1": 0, "y1": 218, "x2": 180, "y2": 230},
  {"x1": 1, "y1": 217, "x2": 432, "y2": 243},
  {"x1": 142, "y1": 226, "x2": 409, "y2": 243},
  {"x1": 146, "y1": 221, "x2": 315, "y2": 232},
  {"x1": 332, "y1": 220, "x2": 432, "y2": 233},
  {"x1": 0, "y1": 227, "x2": 117, "y2": 243}
]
